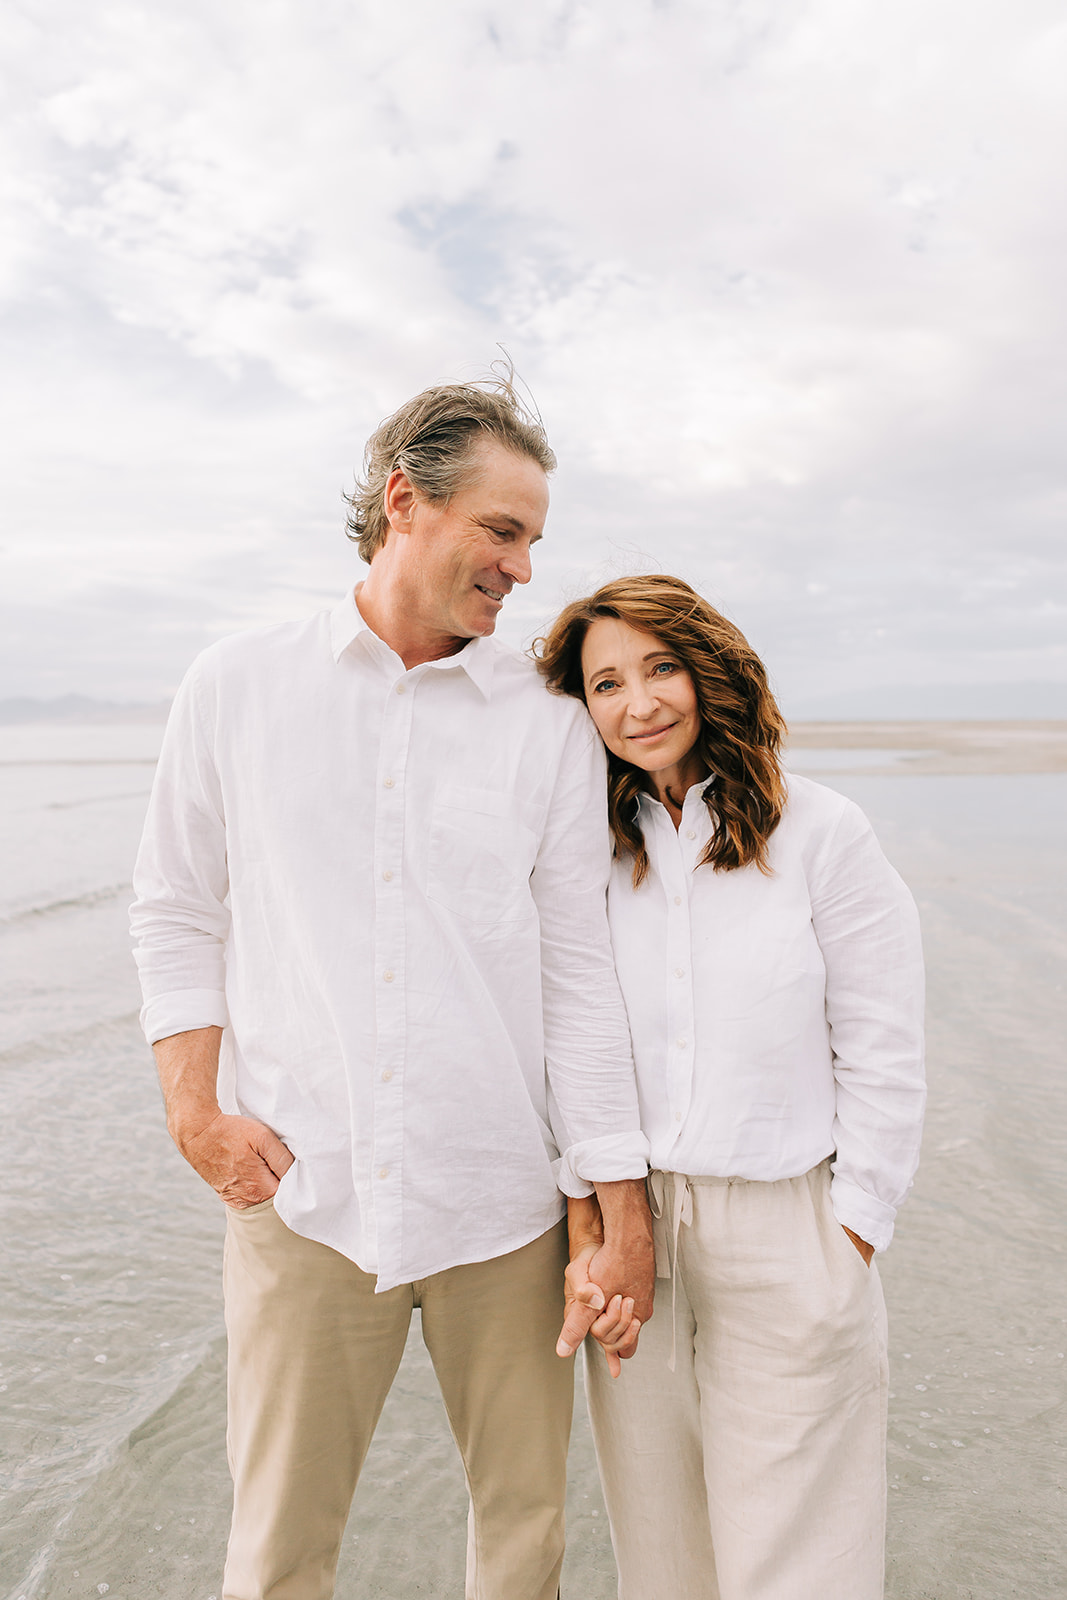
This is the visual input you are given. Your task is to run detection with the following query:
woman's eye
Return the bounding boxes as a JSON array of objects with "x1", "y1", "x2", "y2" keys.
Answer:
[
  {"x1": 652, "y1": 661, "x2": 677, "y2": 676},
  {"x1": 592, "y1": 679, "x2": 618, "y2": 694}
]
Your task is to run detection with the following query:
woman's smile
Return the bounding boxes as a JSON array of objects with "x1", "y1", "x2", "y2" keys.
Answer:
[{"x1": 580, "y1": 616, "x2": 706, "y2": 806}]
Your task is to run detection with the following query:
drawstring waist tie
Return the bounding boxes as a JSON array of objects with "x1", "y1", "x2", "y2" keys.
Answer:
[{"x1": 647, "y1": 1169, "x2": 752, "y2": 1372}]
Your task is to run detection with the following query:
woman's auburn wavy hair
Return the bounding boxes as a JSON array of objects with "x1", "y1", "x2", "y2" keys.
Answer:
[{"x1": 535, "y1": 575, "x2": 788, "y2": 886}]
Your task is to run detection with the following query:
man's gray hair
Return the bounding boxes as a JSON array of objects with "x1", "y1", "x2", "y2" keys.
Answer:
[{"x1": 344, "y1": 371, "x2": 556, "y2": 564}]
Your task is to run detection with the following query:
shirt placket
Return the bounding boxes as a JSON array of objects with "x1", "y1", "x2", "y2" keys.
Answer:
[
  {"x1": 653, "y1": 810, "x2": 696, "y2": 1146},
  {"x1": 370, "y1": 666, "x2": 417, "y2": 1283}
]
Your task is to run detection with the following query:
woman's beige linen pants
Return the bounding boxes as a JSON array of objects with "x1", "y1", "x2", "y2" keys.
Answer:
[
  {"x1": 585, "y1": 1162, "x2": 890, "y2": 1600},
  {"x1": 221, "y1": 1203, "x2": 571, "y2": 1600}
]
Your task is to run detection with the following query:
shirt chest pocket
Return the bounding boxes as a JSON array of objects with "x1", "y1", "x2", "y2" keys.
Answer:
[{"x1": 427, "y1": 784, "x2": 543, "y2": 925}]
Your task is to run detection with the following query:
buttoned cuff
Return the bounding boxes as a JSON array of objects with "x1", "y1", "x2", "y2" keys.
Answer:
[
  {"x1": 829, "y1": 1175, "x2": 899, "y2": 1254},
  {"x1": 554, "y1": 1131, "x2": 651, "y2": 1199},
  {"x1": 140, "y1": 988, "x2": 230, "y2": 1046}
]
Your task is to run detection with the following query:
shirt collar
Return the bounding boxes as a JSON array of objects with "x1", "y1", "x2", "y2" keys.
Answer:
[
  {"x1": 329, "y1": 586, "x2": 370, "y2": 660},
  {"x1": 329, "y1": 586, "x2": 497, "y2": 701},
  {"x1": 637, "y1": 776, "x2": 716, "y2": 817}
]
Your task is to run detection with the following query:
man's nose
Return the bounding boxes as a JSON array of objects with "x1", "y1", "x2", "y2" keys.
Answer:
[{"x1": 499, "y1": 541, "x2": 533, "y2": 586}]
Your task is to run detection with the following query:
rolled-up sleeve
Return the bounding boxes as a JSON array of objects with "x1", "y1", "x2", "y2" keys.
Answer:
[
  {"x1": 532, "y1": 707, "x2": 650, "y2": 1196},
  {"x1": 130, "y1": 657, "x2": 231, "y2": 1045},
  {"x1": 811, "y1": 801, "x2": 926, "y2": 1252}
]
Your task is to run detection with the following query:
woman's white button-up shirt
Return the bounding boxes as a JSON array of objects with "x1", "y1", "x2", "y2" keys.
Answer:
[{"x1": 607, "y1": 774, "x2": 925, "y2": 1251}]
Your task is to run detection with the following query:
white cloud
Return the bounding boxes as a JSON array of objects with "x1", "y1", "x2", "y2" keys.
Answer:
[{"x1": 2, "y1": 0, "x2": 1065, "y2": 705}]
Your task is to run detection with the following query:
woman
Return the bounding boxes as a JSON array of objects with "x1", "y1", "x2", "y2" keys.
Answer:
[{"x1": 538, "y1": 576, "x2": 925, "y2": 1600}]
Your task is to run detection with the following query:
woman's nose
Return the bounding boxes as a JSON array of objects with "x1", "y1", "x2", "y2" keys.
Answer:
[{"x1": 627, "y1": 685, "x2": 659, "y2": 719}]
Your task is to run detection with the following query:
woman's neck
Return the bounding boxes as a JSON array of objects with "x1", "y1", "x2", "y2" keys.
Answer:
[{"x1": 647, "y1": 755, "x2": 710, "y2": 830}]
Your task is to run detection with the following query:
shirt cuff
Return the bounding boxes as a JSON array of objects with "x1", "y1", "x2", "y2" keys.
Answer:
[
  {"x1": 829, "y1": 1174, "x2": 899, "y2": 1254},
  {"x1": 555, "y1": 1132, "x2": 651, "y2": 1199},
  {"x1": 140, "y1": 988, "x2": 230, "y2": 1046}
]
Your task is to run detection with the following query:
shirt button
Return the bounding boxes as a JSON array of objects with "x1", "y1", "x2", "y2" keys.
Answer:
[
  {"x1": 395, "y1": 683, "x2": 406, "y2": 695},
  {"x1": 677, "y1": 1038, "x2": 688, "y2": 1049},
  {"x1": 686, "y1": 829, "x2": 696, "y2": 840},
  {"x1": 674, "y1": 968, "x2": 685, "y2": 978},
  {"x1": 673, "y1": 896, "x2": 683, "y2": 906},
  {"x1": 383, "y1": 777, "x2": 395, "y2": 789},
  {"x1": 382, "y1": 869, "x2": 394, "y2": 882},
  {"x1": 381, "y1": 1069, "x2": 393, "y2": 1082},
  {"x1": 378, "y1": 1167, "x2": 389, "y2": 1180},
  {"x1": 383, "y1": 970, "x2": 395, "y2": 982},
  {"x1": 675, "y1": 1113, "x2": 683, "y2": 1122}
]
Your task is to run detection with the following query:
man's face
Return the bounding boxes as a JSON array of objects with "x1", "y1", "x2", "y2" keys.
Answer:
[{"x1": 398, "y1": 439, "x2": 549, "y2": 643}]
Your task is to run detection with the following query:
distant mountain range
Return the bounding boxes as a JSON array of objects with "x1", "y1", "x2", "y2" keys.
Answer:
[
  {"x1": 3, "y1": 683, "x2": 1066, "y2": 725},
  {"x1": 0, "y1": 695, "x2": 172, "y2": 725}
]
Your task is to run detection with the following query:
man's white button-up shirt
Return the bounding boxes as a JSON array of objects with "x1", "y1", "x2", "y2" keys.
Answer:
[
  {"x1": 607, "y1": 774, "x2": 925, "y2": 1252},
  {"x1": 131, "y1": 590, "x2": 648, "y2": 1291}
]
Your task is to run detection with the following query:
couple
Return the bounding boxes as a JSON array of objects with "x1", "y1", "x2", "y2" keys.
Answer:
[{"x1": 131, "y1": 375, "x2": 925, "y2": 1600}]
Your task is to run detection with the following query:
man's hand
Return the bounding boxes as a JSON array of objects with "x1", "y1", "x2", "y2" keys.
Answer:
[
  {"x1": 843, "y1": 1225, "x2": 875, "y2": 1266},
  {"x1": 154, "y1": 1026, "x2": 293, "y2": 1209},
  {"x1": 175, "y1": 1108, "x2": 294, "y2": 1209}
]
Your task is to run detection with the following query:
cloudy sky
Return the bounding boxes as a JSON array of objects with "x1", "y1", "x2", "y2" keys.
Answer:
[{"x1": 4, "y1": 0, "x2": 1065, "y2": 713}]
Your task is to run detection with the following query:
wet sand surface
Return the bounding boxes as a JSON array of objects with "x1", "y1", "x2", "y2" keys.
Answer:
[
  {"x1": 786, "y1": 719, "x2": 1067, "y2": 775},
  {"x1": 2, "y1": 722, "x2": 1065, "y2": 1599}
]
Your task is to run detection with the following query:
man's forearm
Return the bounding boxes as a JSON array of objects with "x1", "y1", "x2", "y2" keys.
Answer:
[
  {"x1": 594, "y1": 1177, "x2": 652, "y2": 1234},
  {"x1": 153, "y1": 1025, "x2": 225, "y2": 1153},
  {"x1": 151, "y1": 1024, "x2": 293, "y2": 1207}
]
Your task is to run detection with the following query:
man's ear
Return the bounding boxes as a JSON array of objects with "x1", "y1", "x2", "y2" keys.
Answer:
[{"x1": 383, "y1": 466, "x2": 418, "y2": 535}]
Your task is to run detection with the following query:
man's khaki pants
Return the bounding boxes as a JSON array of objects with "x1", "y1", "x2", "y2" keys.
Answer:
[
  {"x1": 221, "y1": 1204, "x2": 571, "y2": 1600},
  {"x1": 585, "y1": 1162, "x2": 889, "y2": 1600}
]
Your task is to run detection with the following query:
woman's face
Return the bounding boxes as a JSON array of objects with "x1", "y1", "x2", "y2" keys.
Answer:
[{"x1": 580, "y1": 617, "x2": 702, "y2": 782}]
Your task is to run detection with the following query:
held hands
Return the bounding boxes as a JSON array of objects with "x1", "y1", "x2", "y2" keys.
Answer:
[
  {"x1": 558, "y1": 1241, "x2": 642, "y2": 1377},
  {"x1": 556, "y1": 1188, "x2": 655, "y2": 1378}
]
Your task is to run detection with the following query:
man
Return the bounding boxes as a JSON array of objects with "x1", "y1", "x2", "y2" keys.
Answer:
[{"x1": 131, "y1": 376, "x2": 654, "y2": 1600}]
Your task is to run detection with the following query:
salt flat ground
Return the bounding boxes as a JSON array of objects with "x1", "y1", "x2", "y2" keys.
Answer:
[{"x1": 1, "y1": 722, "x2": 1064, "y2": 1600}]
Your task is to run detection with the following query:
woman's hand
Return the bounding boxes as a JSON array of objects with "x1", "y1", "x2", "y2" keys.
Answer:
[
  {"x1": 843, "y1": 1224, "x2": 875, "y2": 1265},
  {"x1": 590, "y1": 1294, "x2": 642, "y2": 1378}
]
